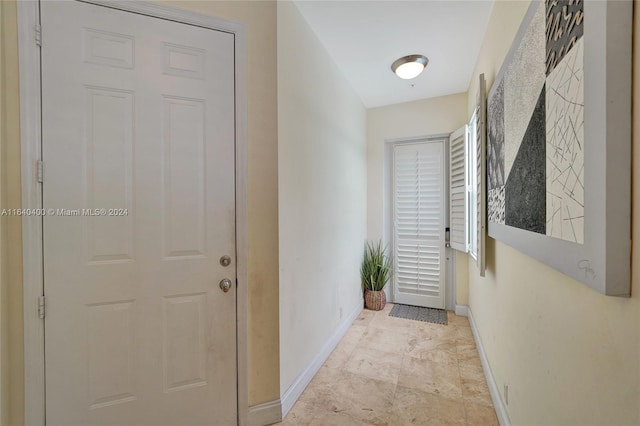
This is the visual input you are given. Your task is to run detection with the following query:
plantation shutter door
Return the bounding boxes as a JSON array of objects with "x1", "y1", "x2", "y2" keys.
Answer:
[
  {"x1": 393, "y1": 142, "x2": 446, "y2": 309},
  {"x1": 449, "y1": 126, "x2": 468, "y2": 252},
  {"x1": 476, "y1": 74, "x2": 487, "y2": 277}
]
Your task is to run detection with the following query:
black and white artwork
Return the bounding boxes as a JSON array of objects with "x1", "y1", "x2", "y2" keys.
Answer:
[
  {"x1": 488, "y1": 0, "x2": 579, "y2": 240},
  {"x1": 487, "y1": 79, "x2": 504, "y2": 191},
  {"x1": 545, "y1": 0, "x2": 584, "y2": 75},
  {"x1": 487, "y1": 186, "x2": 504, "y2": 224},
  {"x1": 487, "y1": 79, "x2": 505, "y2": 225},
  {"x1": 504, "y1": 85, "x2": 546, "y2": 234},
  {"x1": 546, "y1": 33, "x2": 584, "y2": 243},
  {"x1": 485, "y1": 0, "x2": 632, "y2": 295}
]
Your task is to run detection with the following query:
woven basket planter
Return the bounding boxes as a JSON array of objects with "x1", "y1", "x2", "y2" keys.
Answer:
[{"x1": 364, "y1": 289, "x2": 386, "y2": 311}]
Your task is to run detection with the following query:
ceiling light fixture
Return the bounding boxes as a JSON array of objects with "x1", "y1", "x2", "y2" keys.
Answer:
[{"x1": 391, "y1": 55, "x2": 429, "y2": 80}]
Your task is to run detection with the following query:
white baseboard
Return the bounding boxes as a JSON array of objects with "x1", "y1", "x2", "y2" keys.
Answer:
[
  {"x1": 247, "y1": 399, "x2": 282, "y2": 426},
  {"x1": 455, "y1": 304, "x2": 469, "y2": 317},
  {"x1": 280, "y1": 300, "x2": 363, "y2": 419},
  {"x1": 467, "y1": 308, "x2": 511, "y2": 426}
]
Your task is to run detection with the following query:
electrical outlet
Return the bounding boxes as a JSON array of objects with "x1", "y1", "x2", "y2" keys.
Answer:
[{"x1": 504, "y1": 384, "x2": 509, "y2": 405}]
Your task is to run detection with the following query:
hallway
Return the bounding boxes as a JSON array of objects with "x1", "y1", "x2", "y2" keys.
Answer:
[{"x1": 278, "y1": 305, "x2": 498, "y2": 425}]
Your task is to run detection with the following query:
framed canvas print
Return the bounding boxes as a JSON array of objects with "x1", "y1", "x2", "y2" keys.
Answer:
[{"x1": 486, "y1": 0, "x2": 632, "y2": 296}]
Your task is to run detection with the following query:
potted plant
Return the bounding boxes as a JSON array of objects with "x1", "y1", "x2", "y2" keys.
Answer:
[{"x1": 360, "y1": 240, "x2": 393, "y2": 311}]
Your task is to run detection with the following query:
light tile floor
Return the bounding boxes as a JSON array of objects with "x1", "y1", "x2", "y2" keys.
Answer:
[{"x1": 276, "y1": 304, "x2": 498, "y2": 426}]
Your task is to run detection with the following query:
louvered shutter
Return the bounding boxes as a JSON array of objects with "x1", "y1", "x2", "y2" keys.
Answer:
[
  {"x1": 393, "y1": 142, "x2": 445, "y2": 308},
  {"x1": 449, "y1": 126, "x2": 468, "y2": 252},
  {"x1": 476, "y1": 74, "x2": 487, "y2": 277}
]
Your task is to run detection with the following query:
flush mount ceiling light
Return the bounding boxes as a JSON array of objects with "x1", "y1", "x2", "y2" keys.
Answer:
[{"x1": 391, "y1": 54, "x2": 429, "y2": 80}]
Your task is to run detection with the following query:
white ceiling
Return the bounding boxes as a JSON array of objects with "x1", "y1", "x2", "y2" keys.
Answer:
[{"x1": 293, "y1": 1, "x2": 494, "y2": 108}]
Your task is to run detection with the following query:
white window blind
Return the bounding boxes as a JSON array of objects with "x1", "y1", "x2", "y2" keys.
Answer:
[
  {"x1": 449, "y1": 126, "x2": 468, "y2": 252},
  {"x1": 393, "y1": 142, "x2": 445, "y2": 308}
]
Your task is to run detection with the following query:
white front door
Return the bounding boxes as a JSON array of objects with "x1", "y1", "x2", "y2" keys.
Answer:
[
  {"x1": 392, "y1": 141, "x2": 446, "y2": 309},
  {"x1": 41, "y1": 2, "x2": 237, "y2": 424}
]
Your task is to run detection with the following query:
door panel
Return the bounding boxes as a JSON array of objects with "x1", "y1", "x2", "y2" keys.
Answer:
[
  {"x1": 41, "y1": 2, "x2": 237, "y2": 425},
  {"x1": 392, "y1": 142, "x2": 446, "y2": 309}
]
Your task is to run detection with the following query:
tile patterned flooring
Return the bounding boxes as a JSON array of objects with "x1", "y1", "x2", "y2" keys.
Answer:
[{"x1": 276, "y1": 304, "x2": 499, "y2": 426}]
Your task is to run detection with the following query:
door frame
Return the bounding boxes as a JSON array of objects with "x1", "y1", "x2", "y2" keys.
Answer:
[
  {"x1": 17, "y1": 1, "x2": 249, "y2": 425},
  {"x1": 383, "y1": 134, "x2": 455, "y2": 310}
]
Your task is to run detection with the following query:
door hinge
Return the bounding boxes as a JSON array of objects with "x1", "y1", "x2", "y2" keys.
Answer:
[
  {"x1": 38, "y1": 295, "x2": 46, "y2": 319},
  {"x1": 37, "y1": 160, "x2": 43, "y2": 183},
  {"x1": 35, "y1": 24, "x2": 42, "y2": 47}
]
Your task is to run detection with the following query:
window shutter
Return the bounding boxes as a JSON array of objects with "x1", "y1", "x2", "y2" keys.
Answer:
[
  {"x1": 393, "y1": 143, "x2": 444, "y2": 298},
  {"x1": 476, "y1": 74, "x2": 487, "y2": 277},
  {"x1": 449, "y1": 126, "x2": 468, "y2": 252}
]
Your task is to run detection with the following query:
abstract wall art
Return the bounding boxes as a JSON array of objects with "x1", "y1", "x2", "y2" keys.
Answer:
[{"x1": 486, "y1": 0, "x2": 632, "y2": 296}]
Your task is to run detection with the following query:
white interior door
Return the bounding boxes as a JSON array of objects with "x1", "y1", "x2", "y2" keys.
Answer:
[
  {"x1": 41, "y1": 2, "x2": 237, "y2": 425},
  {"x1": 392, "y1": 141, "x2": 446, "y2": 309}
]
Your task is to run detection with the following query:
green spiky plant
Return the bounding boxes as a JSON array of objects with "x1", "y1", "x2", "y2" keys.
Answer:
[{"x1": 360, "y1": 240, "x2": 393, "y2": 292}]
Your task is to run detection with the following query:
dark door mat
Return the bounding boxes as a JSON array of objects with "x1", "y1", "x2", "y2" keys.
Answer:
[{"x1": 389, "y1": 304, "x2": 448, "y2": 325}]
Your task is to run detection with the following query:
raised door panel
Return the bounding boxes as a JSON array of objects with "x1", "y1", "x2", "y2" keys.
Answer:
[
  {"x1": 162, "y1": 96, "x2": 206, "y2": 259},
  {"x1": 84, "y1": 87, "x2": 135, "y2": 264}
]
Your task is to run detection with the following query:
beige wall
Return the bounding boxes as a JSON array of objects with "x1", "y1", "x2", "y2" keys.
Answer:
[
  {"x1": 1, "y1": 1, "x2": 280, "y2": 423},
  {"x1": 366, "y1": 94, "x2": 470, "y2": 305},
  {"x1": 277, "y1": 1, "x2": 367, "y2": 393},
  {"x1": 466, "y1": 1, "x2": 640, "y2": 424}
]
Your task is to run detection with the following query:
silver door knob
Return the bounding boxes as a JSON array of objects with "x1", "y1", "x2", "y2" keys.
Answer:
[{"x1": 219, "y1": 278, "x2": 232, "y2": 293}]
